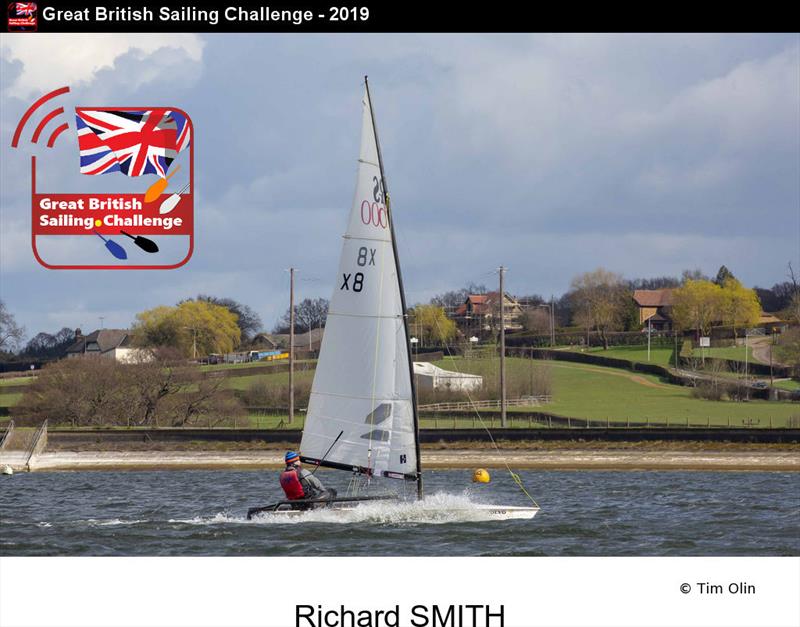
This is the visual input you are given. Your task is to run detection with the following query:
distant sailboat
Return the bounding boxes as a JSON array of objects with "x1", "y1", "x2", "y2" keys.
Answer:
[{"x1": 247, "y1": 79, "x2": 538, "y2": 521}]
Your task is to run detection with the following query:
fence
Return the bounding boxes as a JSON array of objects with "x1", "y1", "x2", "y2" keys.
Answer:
[
  {"x1": 0, "y1": 420, "x2": 14, "y2": 450},
  {"x1": 418, "y1": 411, "x2": 800, "y2": 430},
  {"x1": 24, "y1": 419, "x2": 48, "y2": 471},
  {"x1": 418, "y1": 396, "x2": 551, "y2": 412}
]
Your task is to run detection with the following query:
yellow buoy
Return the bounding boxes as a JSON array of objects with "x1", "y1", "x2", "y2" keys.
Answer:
[{"x1": 472, "y1": 468, "x2": 490, "y2": 483}]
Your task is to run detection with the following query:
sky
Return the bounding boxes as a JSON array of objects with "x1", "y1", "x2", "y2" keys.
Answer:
[{"x1": 1, "y1": 33, "x2": 799, "y2": 340}]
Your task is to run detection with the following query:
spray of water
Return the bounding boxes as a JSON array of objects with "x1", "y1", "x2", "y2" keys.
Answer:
[{"x1": 169, "y1": 492, "x2": 514, "y2": 526}]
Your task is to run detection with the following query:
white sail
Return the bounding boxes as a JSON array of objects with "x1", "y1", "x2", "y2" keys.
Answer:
[{"x1": 300, "y1": 87, "x2": 417, "y2": 481}]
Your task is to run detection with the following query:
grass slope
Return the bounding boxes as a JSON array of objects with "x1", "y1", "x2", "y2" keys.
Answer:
[{"x1": 437, "y1": 357, "x2": 799, "y2": 427}]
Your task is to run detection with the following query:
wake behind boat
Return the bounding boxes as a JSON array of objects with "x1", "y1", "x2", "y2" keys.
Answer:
[{"x1": 247, "y1": 78, "x2": 540, "y2": 522}]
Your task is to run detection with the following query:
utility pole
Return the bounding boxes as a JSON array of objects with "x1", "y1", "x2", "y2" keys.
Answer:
[
  {"x1": 99, "y1": 316, "x2": 105, "y2": 330},
  {"x1": 499, "y1": 266, "x2": 507, "y2": 428},
  {"x1": 647, "y1": 316, "x2": 652, "y2": 361},
  {"x1": 550, "y1": 295, "x2": 555, "y2": 347},
  {"x1": 289, "y1": 267, "x2": 295, "y2": 424}
]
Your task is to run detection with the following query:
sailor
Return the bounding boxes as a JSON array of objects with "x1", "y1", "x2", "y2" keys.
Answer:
[{"x1": 279, "y1": 451, "x2": 336, "y2": 508}]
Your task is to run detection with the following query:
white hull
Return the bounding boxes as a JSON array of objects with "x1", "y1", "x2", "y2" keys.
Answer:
[{"x1": 253, "y1": 503, "x2": 539, "y2": 522}]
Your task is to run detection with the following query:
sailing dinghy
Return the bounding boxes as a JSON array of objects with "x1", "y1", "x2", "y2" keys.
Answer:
[{"x1": 248, "y1": 79, "x2": 539, "y2": 522}]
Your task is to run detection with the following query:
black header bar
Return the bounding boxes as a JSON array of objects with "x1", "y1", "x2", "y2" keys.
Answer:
[{"x1": 5, "y1": 1, "x2": 773, "y2": 33}]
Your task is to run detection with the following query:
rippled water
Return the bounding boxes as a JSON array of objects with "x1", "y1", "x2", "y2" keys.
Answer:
[{"x1": 1, "y1": 470, "x2": 798, "y2": 556}]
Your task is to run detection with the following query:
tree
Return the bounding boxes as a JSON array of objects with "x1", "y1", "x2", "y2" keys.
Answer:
[
  {"x1": 719, "y1": 278, "x2": 761, "y2": 339},
  {"x1": 0, "y1": 301, "x2": 25, "y2": 353},
  {"x1": 430, "y1": 288, "x2": 471, "y2": 310},
  {"x1": 522, "y1": 308, "x2": 550, "y2": 335},
  {"x1": 132, "y1": 301, "x2": 241, "y2": 358},
  {"x1": 20, "y1": 327, "x2": 75, "y2": 360},
  {"x1": 430, "y1": 283, "x2": 488, "y2": 314},
  {"x1": 714, "y1": 265, "x2": 735, "y2": 286},
  {"x1": 787, "y1": 293, "x2": 800, "y2": 326},
  {"x1": 774, "y1": 327, "x2": 800, "y2": 378},
  {"x1": 190, "y1": 295, "x2": 262, "y2": 342},
  {"x1": 275, "y1": 298, "x2": 329, "y2": 334},
  {"x1": 754, "y1": 282, "x2": 795, "y2": 312},
  {"x1": 409, "y1": 305, "x2": 457, "y2": 346},
  {"x1": 628, "y1": 276, "x2": 681, "y2": 290},
  {"x1": 681, "y1": 268, "x2": 709, "y2": 283},
  {"x1": 15, "y1": 352, "x2": 243, "y2": 427},
  {"x1": 569, "y1": 268, "x2": 629, "y2": 349},
  {"x1": 671, "y1": 279, "x2": 723, "y2": 336}
]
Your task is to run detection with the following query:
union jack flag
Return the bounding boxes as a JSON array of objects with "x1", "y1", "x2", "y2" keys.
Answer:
[
  {"x1": 15, "y1": 3, "x2": 37, "y2": 17},
  {"x1": 75, "y1": 109, "x2": 191, "y2": 177}
]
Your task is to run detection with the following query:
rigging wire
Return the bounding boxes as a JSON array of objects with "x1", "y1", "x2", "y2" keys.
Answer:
[{"x1": 430, "y1": 314, "x2": 541, "y2": 509}]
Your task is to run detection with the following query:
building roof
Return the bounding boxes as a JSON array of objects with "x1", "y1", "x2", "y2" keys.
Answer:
[
  {"x1": 633, "y1": 289, "x2": 674, "y2": 308},
  {"x1": 454, "y1": 292, "x2": 520, "y2": 317},
  {"x1": 65, "y1": 329, "x2": 130, "y2": 355},
  {"x1": 758, "y1": 313, "x2": 782, "y2": 325}
]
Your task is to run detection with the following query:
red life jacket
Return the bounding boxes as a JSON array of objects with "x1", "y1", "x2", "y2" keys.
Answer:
[{"x1": 280, "y1": 467, "x2": 305, "y2": 500}]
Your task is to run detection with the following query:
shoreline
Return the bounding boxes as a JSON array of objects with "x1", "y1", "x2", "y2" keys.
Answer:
[{"x1": 1, "y1": 448, "x2": 797, "y2": 472}]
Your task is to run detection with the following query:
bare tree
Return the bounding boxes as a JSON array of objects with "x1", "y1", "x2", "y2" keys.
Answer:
[
  {"x1": 522, "y1": 308, "x2": 550, "y2": 335},
  {"x1": 570, "y1": 269, "x2": 629, "y2": 349},
  {"x1": 275, "y1": 298, "x2": 328, "y2": 333},
  {"x1": 0, "y1": 301, "x2": 25, "y2": 354},
  {"x1": 15, "y1": 352, "x2": 244, "y2": 427}
]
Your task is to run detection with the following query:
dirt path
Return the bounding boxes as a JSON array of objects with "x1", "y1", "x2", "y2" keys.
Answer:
[
  {"x1": 749, "y1": 336, "x2": 774, "y2": 366},
  {"x1": 549, "y1": 362, "x2": 674, "y2": 390}
]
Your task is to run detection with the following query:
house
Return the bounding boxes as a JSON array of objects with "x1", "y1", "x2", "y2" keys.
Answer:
[
  {"x1": 65, "y1": 328, "x2": 147, "y2": 363},
  {"x1": 413, "y1": 361, "x2": 482, "y2": 392},
  {"x1": 632, "y1": 289, "x2": 674, "y2": 331},
  {"x1": 249, "y1": 333, "x2": 279, "y2": 350},
  {"x1": 453, "y1": 292, "x2": 524, "y2": 332},
  {"x1": 273, "y1": 327, "x2": 325, "y2": 353}
]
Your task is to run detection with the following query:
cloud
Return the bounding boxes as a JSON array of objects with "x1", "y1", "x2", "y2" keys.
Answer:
[
  {"x1": 0, "y1": 34, "x2": 204, "y2": 98},
  {"x1": 0, "y1": 34, "x2": 797, "y2": 337}
]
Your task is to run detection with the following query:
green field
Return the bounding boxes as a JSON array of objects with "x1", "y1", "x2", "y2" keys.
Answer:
[
  {"x1": 222, "y1": 369, "x2": 315, "y2": 391},
  {"x1": 576, "y1": 345, "x2": 676, "y2": 366},
  {"x1": 0, "y1": 377, "x2": 34, "y2": 387},
  {"x1": 437, "y1": 357, "x2": 800, "y2": 427},
  {"x1": 200, "y1": 359, "x2": 306, "y2": 372},
  {"x1": 774, "y1": 379, "x2": 800, "y2": 392},
  {"x1": 690, "y1": 345, "x2": 756, "y2": 363},
  {"x1": 0, "y1": 392, "x2": 22, "y2": 407}
]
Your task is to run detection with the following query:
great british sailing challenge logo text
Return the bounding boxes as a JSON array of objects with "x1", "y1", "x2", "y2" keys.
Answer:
[{"x1": 11, "y1": 86, "x2": 195, "y2": 269}]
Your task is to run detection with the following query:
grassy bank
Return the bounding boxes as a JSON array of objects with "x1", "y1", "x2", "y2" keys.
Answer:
[{"x1": 437, "y1": 357, "x2": 800, "y2": 427}]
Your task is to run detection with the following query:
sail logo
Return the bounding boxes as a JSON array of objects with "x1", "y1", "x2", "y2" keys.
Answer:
[
  {"x1": 360, "y1": 200, "x2": 387, "y2": 228},
  {"x1": 11, "y1": 87, "x2": 195, "y2": 269}
]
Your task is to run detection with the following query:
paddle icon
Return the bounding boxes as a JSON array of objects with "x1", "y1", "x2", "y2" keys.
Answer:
[
  {"x1": 93, "y1": 230, "x2": 127, "y2": 260},
  {"x1": 144, "y1": 165, "x2": 181, "y2": 203},
  {"x1": 159, "y1": 182, "x2": 190, "y2": 215},
  {"x1": 120, "y1": 231, "x2": 159, "y2": 253}
]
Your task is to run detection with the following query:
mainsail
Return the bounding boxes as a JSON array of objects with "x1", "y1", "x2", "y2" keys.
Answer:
[{"x1": 300, "y1": 82, "x2": 420, "y2": 490}]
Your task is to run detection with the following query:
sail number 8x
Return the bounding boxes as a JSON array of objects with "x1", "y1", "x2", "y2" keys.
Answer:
[{"x1": 341, "y1": 246, "x2": 376, "y2": 293}]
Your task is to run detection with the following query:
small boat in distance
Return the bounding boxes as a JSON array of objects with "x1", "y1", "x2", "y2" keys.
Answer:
[{"x1": 247, "y1": 79, "x2": 539, "y2": 522}]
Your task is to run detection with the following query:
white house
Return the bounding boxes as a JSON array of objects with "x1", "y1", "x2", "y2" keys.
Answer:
[{"x1": 413, "y1": 362, "x2": 483, "y2": 392}]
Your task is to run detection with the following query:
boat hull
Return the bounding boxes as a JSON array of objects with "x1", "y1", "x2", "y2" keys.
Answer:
[{"x1": 251, "y1": 503, "x2": 539, "y2": 521}]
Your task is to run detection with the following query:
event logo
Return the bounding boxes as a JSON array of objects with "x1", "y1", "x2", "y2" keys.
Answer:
[
  {"x1": 7, "y1": 2, "x2": 37, "y2": 31},
  {"x1": 11, "y1": 86, "x2": 195, "y2": 269}
]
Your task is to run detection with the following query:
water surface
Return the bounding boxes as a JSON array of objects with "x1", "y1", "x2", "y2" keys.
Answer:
[{"x1": 1, "y1": 470, "x2": 797, "y2": 556}]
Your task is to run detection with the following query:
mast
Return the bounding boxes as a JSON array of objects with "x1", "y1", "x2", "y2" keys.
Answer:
[
  {"x1": 364, "y1": 76, "x2": 423, "y2": 500},
  {"x1": 288, "y1": 266, "x2": 295, "y2": 424},
  {"x1": 499, "y1": 266, "x2": 507, "y2": 427}
]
